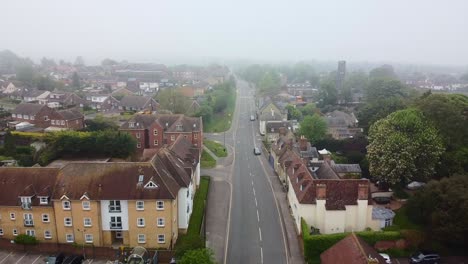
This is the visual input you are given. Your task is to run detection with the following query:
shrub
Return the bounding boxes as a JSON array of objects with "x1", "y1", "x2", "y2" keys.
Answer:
[{"x1": 14, "y1": 234, "x2": 38, "y2": 245}]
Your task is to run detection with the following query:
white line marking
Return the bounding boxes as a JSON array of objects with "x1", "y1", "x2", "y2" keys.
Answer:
[
  {"x1": 257, "y1": 210, "x2": 260, "y2": 222},
  {"x1": 251, "y1": 180, "x2": 254, "y2": 186},
  {"x1": 14, "y1": 254, "x2": 26, "y2": 264},
  {"x1": 255, "y1": 197, "x2": 258, "y2": 207},
  {"x1": 252, "y1": 188, "x2": 256, "y2": 197},
  {"x1": 88, "y1": 259, "x2": 94, "y2": 264},
  {"x1": 32, "y1": 255, "x2": 42, "y2": 264},
  {"x1": 259, "y1": 227, "x2": 262, "y2": 241},
  {"x1": 260, "y1": 247, "x2": 264, "y2": 263},
  {"x1": 0, "y1": 252, "x2": 12, "y2": 264}
]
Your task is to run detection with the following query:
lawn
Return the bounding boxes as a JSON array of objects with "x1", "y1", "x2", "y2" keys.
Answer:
[
  {"x1": 203, "y1": 92, "x2": 236, "y2": 133},
  {"x1": 175, "y1": 176, "x2": 211, "y2": 255},
  {"x1": 200, "y1": 150, "x2": 216, "y2": 169},
  {"x1": 204, "y1": 140, "x2": 227, "y2": 157}
]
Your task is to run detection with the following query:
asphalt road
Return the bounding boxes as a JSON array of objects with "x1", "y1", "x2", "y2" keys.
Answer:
[{"x1": 226, "y1": 79, "x2": 287, "y2": 264}]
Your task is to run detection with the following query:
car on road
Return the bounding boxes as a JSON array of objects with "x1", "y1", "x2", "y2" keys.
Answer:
[
  {"x1": 379, "y1": 253, "x2": 392, "y2": 263},
  {"x1": 409, "y1": 251, "x2": 441, "y2": 263},
  {"x1": 253, "y1": 147, "x2": 261, "y2": 155},
  {"x1": 62, "y1": 255, "x2": 84, "y2": 264},
  {"x1": 250, "y1": 115, "x2": 255, "y2": 121},
  {"x1": 45, "y1": 253, "x2": 65, "y2": 264}
]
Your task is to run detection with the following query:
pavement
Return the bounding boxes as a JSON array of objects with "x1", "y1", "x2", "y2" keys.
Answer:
[
  {"x1": 204, "y1": 78, "x2": 304, "y2": 264},
  {"x1": 0, "y1": 250, "x2": 109, "y2": 264}
]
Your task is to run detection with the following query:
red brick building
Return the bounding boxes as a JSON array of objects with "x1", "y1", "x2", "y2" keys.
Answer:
[
  {"x1": 11, "y1": 103, "x2": 84, "y2": 130},
  {"x1": 119, "y1": 114, "x2": 203, "y2": 152}
]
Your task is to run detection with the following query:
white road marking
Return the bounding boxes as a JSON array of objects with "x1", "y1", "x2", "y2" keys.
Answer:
[
  {"x1": 257, "y1": 210, "x2": 260, "y2": 222},
  {"x1": 0, "y1": 252, "x2": 12, "y2": 264},
  {"x1": 259, "y1": 227, "x2": 262, "y2": 241},
  {"x1": 260, "y1": 247, "x2": 264, "y2": 263},
  {"x1": 255, "y1": 197, "x2": 258, "y2": 207},
  {"x1": 252, "y1": 187, "x2": 256, "y2": 197},
  {"x1": 251, "y1": 180, "x2": 254, "y2": 186},
  {"x1": 32, "y1": 255, "x2": 42, "y2": 264},
  {"x1": 14, "y1": 254, "x2": 26, "y2": 264},
  {"x1": 87, "y1": 259, "x2": 94, "y2": 264}
]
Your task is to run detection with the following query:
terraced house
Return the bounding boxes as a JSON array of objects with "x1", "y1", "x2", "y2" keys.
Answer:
[{"x1": 0, "y1": 138, "x2": 200, "y2": 249}]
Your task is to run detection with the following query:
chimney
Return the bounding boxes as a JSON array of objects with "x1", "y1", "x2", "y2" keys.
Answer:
[
  {"x1": 316, "y1": 183, "x2": 326, "y2": 200},
  {"x1": 358, "y1": 184, "x2": 369, "y2": 200},
  {"x1": 299, "y1": 135, "x2": 308, "y2": 151}
]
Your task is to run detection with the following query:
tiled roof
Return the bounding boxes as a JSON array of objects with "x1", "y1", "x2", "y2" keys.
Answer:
[
  {"x1": 57, "y1": 108, "x2": 83, "y2": 120},
  {"x1": 12, "y1": 103, "x2": 47, "y2": 115},
  {"x1": 120, "y1": 114, "x2": 202, "y2": 132},
  {"x1": 0, "y1": 168, "x2": 59, "y2": 206},
  {"x1": 320, "y1": 233, "x2": 386, "y2": 264},
  {"x1": 331, "y1": 161, "x2": 362, "y2": 174},
  {"x1": 119, "y1": 95, "x2": 157, "y2": 109}
]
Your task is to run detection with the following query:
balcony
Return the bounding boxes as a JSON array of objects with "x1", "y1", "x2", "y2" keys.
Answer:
[
  {"x1": 109, "y1": 222, "x2": 122, "y2": 230},
  {"x1": 21, "y1": 202, "x2": 32, "y2": 210},
  {"x1": 24, "y1": 220, "x2": 34, "y2": 227}
]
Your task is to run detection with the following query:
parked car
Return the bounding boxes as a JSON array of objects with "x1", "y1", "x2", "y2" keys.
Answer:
[
  {"x1": 406, "y1": 181, "x2": 426, "y2": 190},
  {"x1": 409, "y1": 251, "x2": 441, "y2": 264},
  {"x1": 45, "y1": 253, "x2": 65, "y2": 264},
  {"x1": 62, "y1": 255, "x2": 84, "y2": 264},
  {"x1": 250, "y1": 114, "x2": 255, "y2": 121},
  {"x1": 373, "y1": 196, "x2": 391, "y2": 204},
  {"x1": 379, "y1": 253, "x2": 392, "y2": 264},
  {"x1": 253, "y1": 147, "x2": 261, "y2": 155}
]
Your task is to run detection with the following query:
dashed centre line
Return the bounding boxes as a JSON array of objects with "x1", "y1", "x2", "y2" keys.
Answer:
[
  {"x1": 257, "y1": 210, "x2": 260, "y2": 222},
  {"x1": 259, "y1": 227, "x2": 262, "y2": 242}
]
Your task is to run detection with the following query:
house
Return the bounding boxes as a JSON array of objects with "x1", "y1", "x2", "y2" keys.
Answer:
[
  {"x1": 46, "y1": 92, "x2": 85, "y2": 109},
  {"x1": 258, "y1": 101, "x2": 287, "y2": 135},
  {"x1": 118, "y1": 95, "x2": 159, "y2": 112},
  {"x1": 119, "y1": 114, "x2": 203, "y2": 153},
  {"x1": 23, "y1": 89, "x2": 50, "y2": 103},
  {"x1": 11, "y1": 103, "x2": 59, "y2": 128},
  {"x1": 265, "y1": 121, "x2": 293, "y2": 143},
  {"x1": 320, "y1": 233, "x2": 386, "y2": 264},
  {"x1": 1, "y1": 82, "x2": 20, "y2": 96},
  {"x1": 139, "y1": 82, "x2": 159, "y2": 94},
  {"x1": 325, "y1": 110, "x2": 363, "y2": 139},
  {"x1": 84, "y1": 94, "x2": 119, "y2": 112},
  {"x1": 49, "y1": 109, "x2": 85, "y2": 130}
]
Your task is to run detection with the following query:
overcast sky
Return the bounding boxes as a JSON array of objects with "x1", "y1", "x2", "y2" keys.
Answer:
[{"x1": 1, "y1": 0, "x2": 468, "y2": 65}]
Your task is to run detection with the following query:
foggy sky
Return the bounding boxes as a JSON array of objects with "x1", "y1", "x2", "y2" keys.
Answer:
[{"x1": 2, "y1": 0, "x2": 468, "y2": 65}]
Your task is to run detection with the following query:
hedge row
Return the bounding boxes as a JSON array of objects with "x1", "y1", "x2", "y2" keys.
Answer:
[{"x1": 301, "y1": 218, "x2": 401, "y2": 263}]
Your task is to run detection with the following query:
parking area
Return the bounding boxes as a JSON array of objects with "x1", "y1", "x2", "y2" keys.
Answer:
[{"x1": 0, "y1": 250, "x2": 111, "y2": 264}]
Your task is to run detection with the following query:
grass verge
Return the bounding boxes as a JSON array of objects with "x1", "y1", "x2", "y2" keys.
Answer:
[
  {"x1": 203, "y1": 92, "x2": 236, "y2": 133},
  {"x1": 201, "y1": 150, "x2": 216, "y2": 169},
  {"x1": 175, "y1": 176, "x2": 211, "y2": 256},
  {"x1": 204, "y1": 140, "x2": 227, "y2": 157}
]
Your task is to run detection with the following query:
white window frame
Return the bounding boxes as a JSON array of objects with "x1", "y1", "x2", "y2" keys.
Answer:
[
  {"x1": 157, "y1": 234, "x2": 165, "y2": 244},
  {"x1": 13, "y1": 229, "x2": 18, "y2": 236},
  {"x1": 157, "y1": 218, "x2": 165, "y2": 227},
  {"x1": 154, "y1": 139, "x2": 158, "y2": 146},
  {"x1": 153, "y1": 129, "x2": 158, "y2": 136},
  {"x1": 44, "y1": 230, "x2": 52, "y2": 239},
  {"x1": 82, "y1": 201, "x2": 90, "y2": 210},
  {"x1": 136, "y1": 132, "x2": 141, "y2": 138},
  {"x1": 136, "y1": 201, "x2": 144, "y2": 210},
  {"x1": 156, "y1": 201, "x2": 164, "y2": 210},
  {"x1": 66, "y1": 234, "x2": 74, "y2": 243},
  {"x1": 85, "y1": 234, "x2": 93, "y2": 243},
  {"x1": 84, "y1": 217, "x2": 92, "y2": 227},
  {"x1": 10, "y1": 212, "x2": 15, "y2": 220},
  {"x1": 137, "y1": 142, "x2": 141, "y2": 148},
  {"x1": 0, "y1": 229, "x2": 3, "y2": 235},
  {"x1": 170, "y1": 135, "x2": 175, "y2": 141},
  {"x1": 138, "y1": 234, "x2": 146, "y2": 244},
  {"x1": 64, "y1": 217, "x2": 72, "y2": 227},
  {"x1": 42, "y1": 214, "x2": 50, "y2": 223},
  {"x1": 137, "y1": 218, "x2": 145, "y2": 227},
  {"x1": 62, "y1": 200, "x2": 71, "y2": 210},
  {"x1": 39, "y1": 197, "x2": 48, "y2": 205},
  {"x1": 26, "y1": 230, "x2": 35, "y2": 237}
]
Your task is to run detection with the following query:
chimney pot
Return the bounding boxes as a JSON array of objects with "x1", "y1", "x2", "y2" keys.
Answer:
[
  {"x1": 358, "y1": 183, "x2": 369, "y2": 200},
  {"x1": 316, "y1": 183, "x2": 326, "y2": 200}
]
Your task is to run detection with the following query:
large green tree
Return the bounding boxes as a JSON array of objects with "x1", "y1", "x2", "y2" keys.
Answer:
[
  {"x1": 318, "y1": 80, "x2": 338, "y2": 106},
  {"x1": 369, "y1": 64, "x2": 397, "y2": 80},
  {"x1": 357, "y1": 97, "x2": 407, "y2": 133},
  {"x1": 285, "y1": 104, "x2": 303, "y2": 120},
  {"x1": 155, "y1": 89, "x2": 191, "y2": 114},
  {"x1": 299, "y1": 114, "x2": 327, "y2": 143},
  {"x1": 406, "y1": 175, "x2": 468, "y2": 249},
  {"x1": 367, "y1": 109, "x2": 444, "y2": 185},
  {"x1": 365, "y1": 78, "x2": 408, "y2": 102}
]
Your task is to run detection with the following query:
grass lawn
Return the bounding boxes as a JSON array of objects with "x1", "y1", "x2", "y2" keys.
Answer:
[
  {"x1": 204, "y1": 140, "x2": 227, "y2": 157},
  {"x1": 200, "y1": 150, "x2": 216, "y2": 168},
  {"x1": 175, "y1": 176, "x2": 211, "y2": 255},
  {"x1": 203, "y1": 92, "x2": 236, "y2": 133}
]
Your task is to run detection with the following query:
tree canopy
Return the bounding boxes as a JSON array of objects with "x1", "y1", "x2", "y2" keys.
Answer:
[
  {"x1": 369, "y1": 64, "x2": 397, "y2": 80},
  {"x1": 285, "y1": 104, "x2": 303, "y2": 121},
  {"x1": 367, "y1": 108, "x2": 444, "y2": 185},
  {"x1": 178, "y1": 248, "x2": 216, "y2": 264},
  {"x1": 299, "y1": 114, "x2": 327, "y2": 143},
  {"x1": 318, "y1": 79, "x2": 338, "y2": 107},
  {"x1": 365, "y1": 78, "x2": 408, "y2": 102},
  {"x1": 155, "y1": 89, "x2": 191, "y2": 114}
]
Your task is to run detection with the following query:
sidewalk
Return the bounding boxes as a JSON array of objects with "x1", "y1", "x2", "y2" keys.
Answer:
[{"x1": 258, "y1": 152, "x2": 305, "y2": 264}]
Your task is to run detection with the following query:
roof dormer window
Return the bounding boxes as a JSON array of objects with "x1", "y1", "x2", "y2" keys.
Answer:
[
  {"x1": 39, "y1": 196, "x2": 48, "y2": 205},
  {"x1": 129, "y1": 122, "x2": 135, "y2": 128},
  {"x1": 176, "y1": 124, "x2": 182, "y2": 131},
  {"x1": 144, "y1": 180, "x2": 158, "y2": 189}
]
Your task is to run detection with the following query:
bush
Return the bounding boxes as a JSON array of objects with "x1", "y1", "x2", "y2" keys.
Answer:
[{"x1": 14, "y1": 234, "x2": 38, "y2": 245}]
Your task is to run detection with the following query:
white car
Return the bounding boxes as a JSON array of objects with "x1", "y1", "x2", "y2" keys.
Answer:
[
  {"x1": 379, "y1": 253, "x2": 392, "y2": 264},
  {"x1": 406, "y1": 181, "x2": 426, "y2": 190},
  {"x1": 250, "y1": 115, "x2": 255, "y2": 121}
]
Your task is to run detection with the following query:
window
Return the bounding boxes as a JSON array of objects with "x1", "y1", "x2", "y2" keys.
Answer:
[
  {"x1": 154, "y1": 140, "x2": 158, "y2": 146},
  {"x1": 137, "y1": 143, "x2": 141, "y2": 148},
  {"x1": 144, "y1": 181, "x2": 157, "y2": 189},
  {"x1": 136, "y1": 201, "x2": 144, "y2": 210},
  {"x1": 82, "y1": 201, "x2": 90, "y2": 210},
  {"x1": 170, "y1": 135, "x2": 175, "y2": 141},
  {"x1": 0, "y1": 229, "x2": 3, "y2": 235},
  {"x1": 85, "y1": 234, "x2": 93, "y2": 243},
  {"x1": 10, "y1": 213, "x2": 15, "y2": 220},
  {"x1": 66, "y1": 234, "x2": 74, "y2": 243},
  {"x1": 138, "y1": 234, "x2": 146, "y2": 243},
  {"x1": 39, "y1": 197, "x2": 48, "y2": 205},
  {"x1": 157, "y1": 218, "x2": 165, "y2": 227},
  {"x1": 24, "y1": 213, "x2": 33, "y2": 226},
  {"x1": 44, "y1": 116, "x2": 49, "y2": 121},
  {"x1": 129, "y1": 122, "x2": 135, "y2": 128},
  {"x1": 153, "y1": 129, "x2": 158, "y2": 136},
  {"x1": 156, "y1": 201, "x2": 164, "y2": 210},
  {"x1": 187, "y1": 189, "x2": 189, "y2": 198},
  {"x1": 12, "y1": 114, "x2": 16, "y2": 118},
  {"x1": 109, "y1": 200, "x2": 121, "y2": 212},
  {"x1": 44, "y1": 230, "x2": 52, "y2": 239},
  {"x1": 136, "y1": 132, "x2": 141, "y2": 139},
  {"x1": 110, "y1": 216, "x2": 122, "y2": 229},
  {"x1": 176, "y1": 124, "x2": 182, "y2": 131},
  {"x1": 384, "y1": 218, "x2": 392, "y2": 227},
  {"x1": 42, "y1": 214, "x2": 50, "y2": 223},
  {"x1": 158, "y1": 234, "x2": 165, "y2": 244},
  {"x1": 26, "y1": 230, "x2": 35, "y2": 237},
  {"x1": 64, "y1": 217, "x2": 72, "y2": 227},
  {"x1": 31, "y1": 116, "x2": 35, "y2": 120},
  {"x1": 84, "y1": 218, "x2": 92, "y2": 227},
  {"x1": 61, "y1": 120, "x2": 65, "y2": 125},
  {"x1": 51, "y1": 120, "x2": 56, "y2": 125},
  {"x1": 13, "y1": 229, "x2": 18, "y2": 236},
  {"x1": 62, "y1": 200, "x2": 71, "y2": 210},
  {"x1": 194, "y1": 133, "x2": 198, "y2": 140},
  {"x1": 137, "y1": 218, "x2": 145, "y2": 227}
]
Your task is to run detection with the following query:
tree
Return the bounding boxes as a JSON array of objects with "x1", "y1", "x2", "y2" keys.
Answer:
[
  {"x1": 365, "y1": 78, "x2": 407, "y2": 102},
  {"x1": 101, "y1": 58, "x2": 118, "y2": 67},
  {"x1": 194, "y1": 104, "x2": 213, "y2": 123},
  {"x1": 357, "y1": 97, "x2": 407, "y2": 133},
  {"x1": 35, "y1": 76, "x2": 55, "y2": 91},
  {"x1": 367, "y1": 109, "x2": 444, "y2": 185},
  {"x1": 300, "y1": 103, "x2": 318, "y2": 116},
  {"x1": 258, "y1": 71, "x2": 281, "y2": 95},
  {"x1": 285, "y1": 104, "x2": 303, "y2": 121},
  {"x1": 369, "y1": 64, "x2": 397, "y2": 80},
  {"x1": 155, "y1": 89, "x2": 190, "y2": 114},
  {"x1": 84, "y1": 115, "x2": 119, "y2": 131},
  {"x1": 178, "y1": 248, "x2": 216, "y2": 264},
  {"x1": 345, "y1": 71, "x2": 369, "y2": 92},
  {"x1": 406, "y1": 175, "x2": 468, "y2": 249},
  {"x1": 15, "y1": 64, "x2": 35, "y2": 85},
  {"x1": 299, "y1": 114, "x2": 327, "y2": 143},
  {"x1": 14, "y1": 234, "x2": 38, "y2": 245},
  {"x1": 4, "y1": 131, "x2": 16, "y2": 157},
  {"x1": 40, "y1": 57, "x2": 56, "y2": 68},
  {"x1": 318, "y1": 80, "x2": 338, "y2": 106},
  {"x1": 72, "y1": 72, "x2": 80, "y2": 89}
]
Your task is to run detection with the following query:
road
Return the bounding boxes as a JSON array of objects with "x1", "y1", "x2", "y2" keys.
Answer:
[{"x1": 225, "y1": 79, "x2": 287, "y2": 264}]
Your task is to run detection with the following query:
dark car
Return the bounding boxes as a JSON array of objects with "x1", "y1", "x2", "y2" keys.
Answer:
[
  {"x1": 62, "y1": 255, "x2": 84, "y2": 264},
  {"x1": 253, "y1": 147, "x2": 261, "y2": 155},
  {"x1": 409, "y1": 251, "x2": 441, "y2": 264},
  {"x1": 45, "y1": 253, "x2": 65, "y2": 264}
]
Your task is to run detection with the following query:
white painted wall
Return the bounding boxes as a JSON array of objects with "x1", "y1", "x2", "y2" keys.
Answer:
[
  {"x1": 259, "y1": 120, "x2": 266, "y2": 135},
  {"x1": 100, "y1": 200, "x2": 129, "y2": 231}
]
